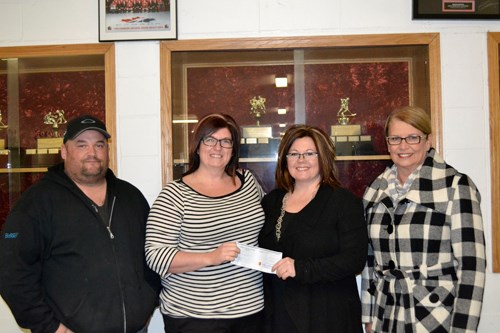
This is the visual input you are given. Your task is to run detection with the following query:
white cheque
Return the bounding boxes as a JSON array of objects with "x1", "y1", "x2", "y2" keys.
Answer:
[{"x1": 233, "y1": 242, "x2": 282, "y2": 274}]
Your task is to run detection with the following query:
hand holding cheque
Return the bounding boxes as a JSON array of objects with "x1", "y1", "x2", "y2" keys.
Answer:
[{"x1": 232, "y1": 242, "x2": 282, "y2": 274}]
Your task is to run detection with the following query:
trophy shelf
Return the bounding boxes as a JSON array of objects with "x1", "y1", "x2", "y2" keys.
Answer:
[
  {"x1": 174, "y1": 155, "x2": 391, "y2": 165},
  {"x1": 0, "y1": 43, "x2": 116, "y2": 233},
  {"x1": 0, "y1": 167, "x2": 48, "y2": 174},
  {"x1": 164, "y1": 33, "x2": 441, "y2": 197}
]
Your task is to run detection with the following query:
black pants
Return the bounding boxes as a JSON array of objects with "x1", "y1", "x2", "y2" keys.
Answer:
[{"x1": 163, "y1": 311, "x2": 263, "y2": 333}]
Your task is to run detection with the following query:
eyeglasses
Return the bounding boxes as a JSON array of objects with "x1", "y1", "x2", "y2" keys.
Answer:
[
  {"x1": 286, "y1": 152, "x2": 319, "y2": 160},
  {"x1": 202, "y1": 136, "x2": 233, "y2": 148},
  {"x1": 386, "y1": 135, "x2": 427, "y2": 145}
]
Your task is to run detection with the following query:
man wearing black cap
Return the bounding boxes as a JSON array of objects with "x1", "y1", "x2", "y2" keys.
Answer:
[{"x1": 0, "y1": 115, "x2": 160, "y2": 333}]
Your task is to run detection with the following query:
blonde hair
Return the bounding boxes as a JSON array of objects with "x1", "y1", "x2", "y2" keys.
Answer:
[{"x1": 384, "y1": 106, "x2": 432, "y2": 137}]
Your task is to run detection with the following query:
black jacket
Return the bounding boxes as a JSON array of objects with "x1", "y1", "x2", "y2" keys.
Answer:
[
  {"x1": 0, "y1": 163, "x2": 161, "y2": 333},
  {"x1": 259, "y1": 185, "x2": 368, "y2": 333}
]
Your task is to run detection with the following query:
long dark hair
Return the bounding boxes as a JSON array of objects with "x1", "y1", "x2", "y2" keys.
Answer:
[
  {"x1": 183, "y1": 113, "x2": 241, "y2": 179},
  {"x1": 275, "y1": 124, "x2": 341, "y2": 192}
]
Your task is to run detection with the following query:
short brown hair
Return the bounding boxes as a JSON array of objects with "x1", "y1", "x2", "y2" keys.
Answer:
[
  {"x1": 183, "y1": 113, "x2": 241, "y2": 178},
  {"x1": 275, "y1": 124, "x2": 341, "y2": 192},
  {"x1": 384, "y1": 106, "x2": 432, "y2": 137}
]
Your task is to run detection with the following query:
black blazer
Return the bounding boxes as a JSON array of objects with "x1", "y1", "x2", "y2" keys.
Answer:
[{"x1": 259, "y1": 184, "x2": 368, "y2": 333}]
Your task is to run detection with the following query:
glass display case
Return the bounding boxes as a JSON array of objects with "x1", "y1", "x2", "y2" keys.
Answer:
[
  {"x1": 0, "y1": 44, "x2": 116, "y2": 229},
  {"x1": 487, "y1": 32, "x2": 500, "y2": 272},
  {"x1": 160, "y1": 33, "x2": 442, "y2": 196}
]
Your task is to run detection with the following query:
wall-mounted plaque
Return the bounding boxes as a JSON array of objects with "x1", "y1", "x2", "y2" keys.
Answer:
[
  {"x1": 331, "y1": 124, "x2": 361, "y2": 136},
  {"x1": 37, "y1": 138, "x2": 64, "y2": 149},
  {"x1": 413, "y1": 0, "x2": 500, "y2": 19},
  {"x1": 242, "y1": 125, "x2": 273, "y2": 138}
]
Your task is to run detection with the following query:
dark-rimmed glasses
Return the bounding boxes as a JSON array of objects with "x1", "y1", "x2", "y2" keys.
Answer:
[
  {"x1": 202, "y1": 136, "x2": 233, "y2": 148},
  {"x1": 286, "y1": 152, "x2": 319, "y2": 160},
  {"x1": 386, "y1": 135, "x2": 427, "y2": 145}
]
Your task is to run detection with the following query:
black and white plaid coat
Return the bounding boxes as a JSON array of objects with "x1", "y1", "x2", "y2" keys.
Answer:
[{"x1": 360, "y1": 149, "x2": 486, "y2": 333}]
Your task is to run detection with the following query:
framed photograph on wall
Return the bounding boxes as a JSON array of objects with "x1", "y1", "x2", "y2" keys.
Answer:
[
  {"x1": 413, "y1": 0, "x2": 500, "y2": 19},
  {"x1": 99, "y1": 0, "x2": 177, "y2": 41}
]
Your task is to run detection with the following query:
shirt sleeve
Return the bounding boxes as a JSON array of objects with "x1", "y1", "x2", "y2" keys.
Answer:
[
  {"x1": 145, "y1": 182, "x2": 185, "y2": 278},
  {"x1": 449, "y1": 174, "x2": 486, "y2": 332},
  {"x1": 0, "y1": 206, "x2": 60, "y2": 333},
  {"x1": 361, "y1": 243, "x2": 376, "y2": 324}
]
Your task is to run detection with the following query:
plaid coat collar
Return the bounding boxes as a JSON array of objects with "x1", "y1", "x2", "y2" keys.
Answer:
[{"x1": 363, "y1": 148, "x2": 472, "y2": 214}]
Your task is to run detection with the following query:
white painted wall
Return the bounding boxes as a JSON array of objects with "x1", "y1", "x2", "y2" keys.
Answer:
[{"x1": 0, "y1": 1, "x2": 498, "y2": 332}]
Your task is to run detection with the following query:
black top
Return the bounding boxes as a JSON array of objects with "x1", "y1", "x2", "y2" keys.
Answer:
[{"x1": 259, "y1": 185, "x2": 368, "y2": 333}]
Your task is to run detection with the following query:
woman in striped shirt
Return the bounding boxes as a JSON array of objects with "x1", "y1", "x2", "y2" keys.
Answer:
[{"x1": 145, "y1": 113, "x2": 265, "y2": 333}]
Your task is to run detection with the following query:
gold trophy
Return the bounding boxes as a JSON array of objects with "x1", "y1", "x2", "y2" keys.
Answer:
[
  {"x1": 242, "y1": 95, "x2": 272, "y2": 149},
  {"x1": 43, "y1": 110, "x2": 67, "y2": 137},
  {"x1": 331, "y1": 97, "x2": 361, "y2": 137},
  {"x1": 0, "y1": 109, "x2": 7, "y2": 130},
  {"x1": 337, "y1": 97, "x2": 357, "y2": 125},
  {"x1": 331, "y1": 97, "x2": 373, "y2": 156},
  {"x1": 249, "y1": 96, "x2": 266, "y2": 126},
  {"x1": 0, "y1": 109, "x2": 6, "y2": 150},
  {"x1": 37, "y1": 110, "x2": 67, "y2": 149}
]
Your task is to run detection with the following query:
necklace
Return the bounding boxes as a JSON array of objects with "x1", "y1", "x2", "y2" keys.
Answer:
[
  {"x1": 275, "y1": 193, "x2": 289, "y2": 242},
  {"x1": 275, "y1": 186, "x2": 320, "y2": 241}
]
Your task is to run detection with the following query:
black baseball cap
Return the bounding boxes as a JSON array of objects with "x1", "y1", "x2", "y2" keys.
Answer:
[{"x1": 63, "y1": 115, "x2": 111, "y2": 143}]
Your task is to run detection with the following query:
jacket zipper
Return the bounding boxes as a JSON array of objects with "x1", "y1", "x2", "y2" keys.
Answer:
[
  {"x1": 108, "y1": 196, "x2": 127, "y2": 332},
  {"x1": 92, "y1": 197, "x2": 116, "y2": 240},
  {"x1": 93, "y1": 195, "x2": 127, "y2": 332},
  {"x1": 107, "y1": 196, "x2": 116, "y2": 239}
]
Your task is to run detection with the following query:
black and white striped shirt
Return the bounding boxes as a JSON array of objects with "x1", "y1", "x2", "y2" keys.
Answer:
[{"x1": 145, "y1": 170, "x2": 265, "y2": 318}]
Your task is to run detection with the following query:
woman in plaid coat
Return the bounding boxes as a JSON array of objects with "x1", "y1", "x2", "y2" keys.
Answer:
[{"x1": 360, "y1": 106, "x2": 486, "y2": 333}]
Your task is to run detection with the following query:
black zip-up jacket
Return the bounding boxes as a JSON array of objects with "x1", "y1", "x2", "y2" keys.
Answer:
[{"x1": 0, "y1": 163, "x2": 161, "y2": 333}]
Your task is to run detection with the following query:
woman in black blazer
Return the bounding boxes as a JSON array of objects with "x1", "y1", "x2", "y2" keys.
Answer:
[{"x1": 259, "y1": 124, "x2": 368, "y2": 333}]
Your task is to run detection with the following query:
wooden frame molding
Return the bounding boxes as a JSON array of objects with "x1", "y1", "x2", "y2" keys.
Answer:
[
  {"x1": 488, "y1": 32, "x2": 500, "y2": 272},
  {"x1": 0, "y1": 43, "x2": 117, "y2": 171},
  {"x1": 160, "y1": 33, "x2": 442, "y2": 187}
]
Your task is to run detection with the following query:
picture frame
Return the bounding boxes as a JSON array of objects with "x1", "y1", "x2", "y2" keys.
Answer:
[
  {"x1": 413, "y1": 0, "x2": 500, "y2": 19},
  {"x1": 99, "y1": 0, "x2": 177, "y2": 41}
]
